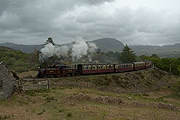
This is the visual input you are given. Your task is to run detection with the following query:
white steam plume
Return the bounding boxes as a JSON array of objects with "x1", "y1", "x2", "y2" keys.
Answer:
[{"x1": 39, "y1": 38, "x2": 97, "y2": 63}]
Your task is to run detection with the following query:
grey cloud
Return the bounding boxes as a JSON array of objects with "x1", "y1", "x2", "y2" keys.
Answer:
[{"x1": 0, "y1": 0, "x2": 180, "y2": 45}]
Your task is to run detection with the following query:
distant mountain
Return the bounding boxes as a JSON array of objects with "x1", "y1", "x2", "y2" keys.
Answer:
[
  {"x1": 0, "y1": 39, "x2": 180, "y2": 58},
  {"x1": 0, "y1": 38, "x2": 125, "y2": 53},
  {"x1": 129, "y1": 44, "x2": 180, "y2": 58},
  {"x1": 0, "y1": 42, "x2": 43, "y2": 53},
  {"x1": 92, "y1": 38, "x2": 124, "y2": 52}
]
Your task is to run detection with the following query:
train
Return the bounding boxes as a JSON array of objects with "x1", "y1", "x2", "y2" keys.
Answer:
[{"x1": 37, "y1": 61, "x2": 152, "y2": 78}]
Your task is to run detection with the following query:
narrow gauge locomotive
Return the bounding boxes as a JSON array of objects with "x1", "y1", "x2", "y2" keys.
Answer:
[{"x1": 37, "y1": 61, "x2": 152, "y2": 78}]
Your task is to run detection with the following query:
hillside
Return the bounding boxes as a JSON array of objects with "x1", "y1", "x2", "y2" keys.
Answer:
[
  {"x1": 91, "y1": 38, "x2": 124, "y2": 52},
  {"x1": 130, "y1": 44, "x2": 180, "y2": 58},
  {"x1": 0, "y1": 42, "x2": 43, "y2": 53},
  {"x1": 0, "y1": 46, "x2": 38, "y2": 72},
  {"x1": 1, "y1": 69, "x2": 180, "y2": 120}
]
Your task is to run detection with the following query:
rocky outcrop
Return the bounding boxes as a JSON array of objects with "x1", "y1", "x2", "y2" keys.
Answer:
[{"x1": 0, "y1": 64, "x2": 15, "y2": 99}]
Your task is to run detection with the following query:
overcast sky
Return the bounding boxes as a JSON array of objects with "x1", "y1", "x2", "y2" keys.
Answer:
[{"x1": 0, "y1": 0, "x2": 180, "y2": 45}]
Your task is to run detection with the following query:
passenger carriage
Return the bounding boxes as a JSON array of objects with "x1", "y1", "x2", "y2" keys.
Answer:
[
  {"x1": 115, "y1": 63, "x2": 134, "y2": 72},
  {"x1": 38, "y1": 61, "x2": 152, "y2": 78}
]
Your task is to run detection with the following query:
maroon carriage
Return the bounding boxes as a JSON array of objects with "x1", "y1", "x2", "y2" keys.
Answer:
[
  {"x1": 145, "y1": 61, "x2": 152, "y2": 69},
  {"x1": 115, "y1": 63, "x2": 134, "y2": 72},
  {"x1": 77, "y1": 64, "x2": 115, "y2": 75},
  {"x1": 133, "y1": 62, "x2": 146, "y2": 70}
]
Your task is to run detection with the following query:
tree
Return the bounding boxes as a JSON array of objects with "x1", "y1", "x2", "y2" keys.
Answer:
[{"x1": 119, "y1": 45, "x2": 136, "y2": 63}]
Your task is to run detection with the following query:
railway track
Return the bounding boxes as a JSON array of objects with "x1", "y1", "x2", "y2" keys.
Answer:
[{"x1": 23, "y1": 67, "x2": 153, "y2": 81}]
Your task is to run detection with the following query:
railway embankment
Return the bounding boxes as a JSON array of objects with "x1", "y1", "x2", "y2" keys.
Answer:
[
  {"x1": 49, "y1": 68, "x2": 172, "y2": 93},
  {"x1": 20, "y1": 68, "x2": 175, "y2": 93}
]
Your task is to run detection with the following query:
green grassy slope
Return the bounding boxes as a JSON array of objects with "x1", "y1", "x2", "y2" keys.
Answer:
[{"x1": 0, "y1": 46, "x2": 38, "y2": 72}]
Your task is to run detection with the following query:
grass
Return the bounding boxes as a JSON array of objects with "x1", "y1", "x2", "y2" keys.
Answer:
[
  {"x1": 0, "y1": 86, "x2": 180, "y2": 120},
  {"x1": 0, "y1": 69, "x2": 180, "y2": 120}
]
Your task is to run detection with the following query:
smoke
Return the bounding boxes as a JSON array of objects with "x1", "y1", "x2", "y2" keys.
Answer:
[
  {"x1": 39, "y1": 42, "x2": 70, "y2": 62},
  {"x1": 39, "y1": 38, "x2": 97, "y2": 63},
  {"x1": 72, "y1": 39, "x2": 88, "y2": 61}
]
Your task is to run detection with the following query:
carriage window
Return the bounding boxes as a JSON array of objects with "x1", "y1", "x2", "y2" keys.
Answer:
[
  {"x1": 83, "y1": 65, "x2": 88, "y2": 70},
  {"x1": 107, "y1": 65, "x2": 109, "y2": 69},
  {"x1": 103, "y1": 65, "x2": 106, "y2": 69},
  {"x1": 101, "y1": 65, "x2": 103, "y2": 69},
  {"x1": 83, "y1": 66, "x2": 86, "y2": 70},
  {"x1": 88, "y1": 65, "x2": 92, "y2": 69},
  {"x1": 92, "y1": 65, "x2": 97, "y2": 70},
  {"x1": 98, "y1": 65, "x2": 101, "y2": 69},
  {"x1": 110, "y1": 65, "x2": 114, "y2": 69},
  {"x1": 115, "y1": 65, "x2": 119, "y2": 69}
]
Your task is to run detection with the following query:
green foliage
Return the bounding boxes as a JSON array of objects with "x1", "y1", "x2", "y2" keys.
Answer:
[
  {"x1": 177, "y1": 65, "x2": 180, "y2": 74},
  {"x1": 119, "y1": 45, "x2": 136, "y2": 63},
  {"x1": 151, "y1": 54, "x2": 159, "y2": 58},
  {"x1": 141, "y1": 54, "x2": 180, "y2": 75},
  {"x1": 0, "y1": 47, "x2": 39, "y2": 72}
]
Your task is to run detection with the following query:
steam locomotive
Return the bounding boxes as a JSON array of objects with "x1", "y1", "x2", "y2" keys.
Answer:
[{"x1": 37, "y1": 61, "x2": 152, "y2": 78}]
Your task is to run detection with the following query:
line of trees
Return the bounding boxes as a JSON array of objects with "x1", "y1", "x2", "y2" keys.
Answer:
[{"x1": 140, "y1": 54, "x2": 180, "y2": 75}]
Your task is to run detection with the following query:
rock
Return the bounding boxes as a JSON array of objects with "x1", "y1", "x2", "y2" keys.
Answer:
[
  {"x1": 156, "y1": 103, "x2": 178, "y2": 111},
  {"x1": 0, "y1": 64, "x2": 15, "y2": 99}
]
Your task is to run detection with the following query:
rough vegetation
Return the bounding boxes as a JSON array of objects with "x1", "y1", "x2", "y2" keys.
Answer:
[
  {"x1": 0, "y1": 69, "x2": 180, "y2": 120},
  {"x1": 47, "y1": 69, "x2": 170, "y2": 93},
  {"x1": 0, "y1": 46, "x2": 39, "y2": 72},
  {"x1": 141, "y1": 55, "x2": 180, "y2": 75}
]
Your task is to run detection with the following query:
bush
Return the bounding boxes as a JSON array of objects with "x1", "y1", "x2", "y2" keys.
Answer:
[
  {"x1": 141, "y1": 55, "x2": 180, "y2": 75},
  {"x1": 0, "y1": 47, "x2": 39, "y2": 72}
]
